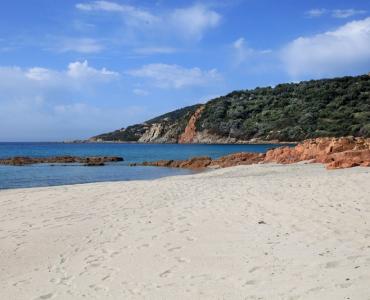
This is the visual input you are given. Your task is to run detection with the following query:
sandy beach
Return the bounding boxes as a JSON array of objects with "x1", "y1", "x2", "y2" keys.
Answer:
[{"x1": 1, "y1": 163, "x2": 370, "y2": 300}]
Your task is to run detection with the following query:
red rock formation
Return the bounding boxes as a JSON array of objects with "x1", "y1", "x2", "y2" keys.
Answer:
[
  {"x1": 133, "y1": 137, "x2": 370, "y2": 170},
  {"x1": 210, "y1": 152, "x2": 265, "y2": 168},
  {"x1": 179, "y1": 156, "x2": 212, "y2": 168},
  {"x1": 132, "y1": 153, "x2": 264, "y2": 169},
  {"x1": 264, "y1": 137, "x2": 370, "y2": 169},
  {"x1": 178, "y1": 106, "x2": 205, "y2": 143}
]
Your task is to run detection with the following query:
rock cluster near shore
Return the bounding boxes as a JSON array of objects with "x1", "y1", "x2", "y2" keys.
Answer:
[
  {"x1": 130, "y1": 153, "x2": 266, "y2": 169},
  {"x1": 264, "y1": 137, "x2": 370, "y2": 169},
  {"x1": 0, "y1": 156, "x2": 124, "y2": 166},
  {"x1": 132, "y1": 137, "x2": 370, "y2": 170}
]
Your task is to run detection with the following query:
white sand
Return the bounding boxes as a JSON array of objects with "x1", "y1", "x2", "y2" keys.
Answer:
[{"x1": 1, "y1": 163, "x2": 370, "y2": 300}]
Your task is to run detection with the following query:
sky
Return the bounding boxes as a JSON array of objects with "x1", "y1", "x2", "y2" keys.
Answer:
[{"x1": 0, "y1": 0, "x2": 370, "y2": 141}]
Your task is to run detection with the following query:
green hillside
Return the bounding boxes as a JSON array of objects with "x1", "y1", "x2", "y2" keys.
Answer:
[{"x1": 92, "y1": 73, "x2": 370, "y2": 142}]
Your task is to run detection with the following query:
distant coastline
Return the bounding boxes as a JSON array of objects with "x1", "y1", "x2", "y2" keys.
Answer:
[{"x1": 64, "y1": 139, "x2": 298, "y2": 145}]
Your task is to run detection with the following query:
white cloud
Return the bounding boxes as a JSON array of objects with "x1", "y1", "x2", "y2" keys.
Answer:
[
  {"x1": 134, "y1": 47, "x2": 178, "y2": 55},
  {"x1": 170, "y1": 5, "x2": 221, "y2": 40},
  {"x1": 76, "y1": 0, "x2": 125, "y2": 12},
  {"x1": 67, "y1": 60, "x2": 119, "y2": 80},
  {"x1": 0, "y1": 62, "x2": 126, "y2": 141},
  {"x1": 306, "y1": 9, "x2": 327, "y2": 18},
  {"x1": 128, "y1": 63, "x2": 221, "y2": 88},
  {"x1": 281, "y1": 17, "x2": 370, "y2": 77},
  {"x1": 26, "y1": 67, "x2": 53, "y2": 81},
  {"x1": 133, "y1": 88, "x2": 149, "y2": 96},
  {"x1": 306, "y1": 8, "x2": 367, "y2": 19},
  {"x1": 76, "y1": 1, "x2": 158, "y2": 24},
  {"x1": 76, "y1": 2, "x2": 221, "y2": 41},
  {"x1": 53, "y1": 102, "x2": 100, "y2": 115},
  {"x1": 8, "y1": 60, "x2": 118, "y2": 86},
  {"x1": 59, "y1": 38, "x2": 104, "y2": 53},
  {"x1": 232, "y1": 37, "x2": 272, "y2": 66},
  {"x1": 232, "y1": 38, "x2": 254, "y2": 65},
  {"x1": 332, "y1": 9, "x2": 367, "y2": 19}
]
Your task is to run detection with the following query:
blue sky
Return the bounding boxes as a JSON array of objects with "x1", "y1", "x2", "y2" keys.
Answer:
[{"x1": 1, "y1": 0, "x2": 370, "y2": 141}]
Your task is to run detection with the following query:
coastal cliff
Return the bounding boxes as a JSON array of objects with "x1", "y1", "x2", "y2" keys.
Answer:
[{"x1": 91, "y1": 73, "x2": 370, "y2": 143}]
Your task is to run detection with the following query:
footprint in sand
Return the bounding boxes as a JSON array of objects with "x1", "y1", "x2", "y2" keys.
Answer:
[
  {"x1": 35, "y1": 293, "x2": 54, "y2": 300},
  {"x1": 325, "y1": 261, "x2": 340, "y2": 269},
  {"x1": 175, "y1": 256, "x2": 190, "y2": 263},
  {"x1": 242, "y1": 280, "x2": 257, "y2": 286},
  {"x1": 159, "y1": 269, "x2": 172, "y2": 278},
  {"x1": 249, "y1": 266, "x2": 261, "y2": 273},
  {"x1": 168, "y1": 246, "x2": 182, "y2": 252}
]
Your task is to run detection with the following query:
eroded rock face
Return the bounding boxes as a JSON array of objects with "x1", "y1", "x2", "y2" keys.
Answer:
[
  {"x1": 264, "y1": 137, "x2": 370, "y2": 169},
  {"x1": 178, "y1": 106, "x2": 205, "y2": 143},
  {"x1": 0, "y1": 156, "x2": 124, "y2": 166}
]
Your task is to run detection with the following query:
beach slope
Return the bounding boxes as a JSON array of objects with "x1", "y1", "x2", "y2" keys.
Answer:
[{"x1": 1, "y1": 164, "x2": 370, "y2": 299}]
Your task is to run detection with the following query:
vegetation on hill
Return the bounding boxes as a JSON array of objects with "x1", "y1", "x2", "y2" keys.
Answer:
[
  {"x1": 92, "y1": 74, "x2": 370, "y2": 142},
  {"x1": 197, "y1": 74, "x2": 370, "y2": 141}
]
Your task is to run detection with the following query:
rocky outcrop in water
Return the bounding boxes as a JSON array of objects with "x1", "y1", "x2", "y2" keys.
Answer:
[
  {"x1": 264, "y1": 137, "x2": 370, "y2": 169},
  {"x1": 131, "y1": 152, "x2": 266, "y2": 169},
  {"x1": 131, "y1": 156, "x2": 213, "y2": 169},
  {"x1": 211, "y1": 152, "x2": 266, "y2": 168},
  {"x1": 132, "y1": 137, "x2": 370, "y2": 170},
  {"x1": 0, "y1": 156, "x2": 124, "y2": 166}
]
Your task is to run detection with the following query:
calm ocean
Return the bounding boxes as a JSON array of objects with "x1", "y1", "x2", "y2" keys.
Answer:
[{"x1": 0, "y1": 143, "x2": 282, "y2": 189}]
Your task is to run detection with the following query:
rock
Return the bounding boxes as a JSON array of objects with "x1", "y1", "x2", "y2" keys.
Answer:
[
  {"x1": 325, "y1": 150, "x2": 370, "y2": 169},
  {"x1": 210, "y1": 152, "x2": 265, "y2": 168},
  {"x1": 133, "y1": 153, "x2": 264, "y2": 170},
  {"x1": 179, "y1": 156, "x2": 212, "y2": 168},
  {"x1": 0, "y1": 156, "x2": 124, "y2": 166},
  {"x1": 84, "y1": 157, "x2": 105, "y2": 166},
  {"x1": 178, "y1": 106, "x2": 205, "y2": 143},
  {"x1": 132, "y1": 137, "x2": 370, "y2": 170},
  {"x1": 133, "y1": 157, "x2": 212, "y2": 169},
  {"x1": 264, "y1": 137, "x2": 370, "y2": 169}
]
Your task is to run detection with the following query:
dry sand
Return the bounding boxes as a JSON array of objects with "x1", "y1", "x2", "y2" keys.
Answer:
[{"x1": 0, "y1": 163, "x2": 370, "y2": 300}]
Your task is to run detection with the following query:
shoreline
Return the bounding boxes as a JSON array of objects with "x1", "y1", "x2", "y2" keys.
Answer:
[
  {"x1": 64, "y1": 140, "x2": 298, "y2": 145},
  {"x1": 1, "y1": 163, "x2": 370, "y2": 299}
]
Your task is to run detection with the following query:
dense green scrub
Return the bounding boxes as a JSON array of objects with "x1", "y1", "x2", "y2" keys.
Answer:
[
  {"x1": 94, "y1": 74, "x2": 370, "y2": 142},
  {"x1": 198, "y1": 74, "x2": 370, "y2": 141}
]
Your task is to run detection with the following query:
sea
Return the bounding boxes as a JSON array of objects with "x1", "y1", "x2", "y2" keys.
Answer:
[{"x1": 0, "y1": 142, "x2": 283, "y2": 189}]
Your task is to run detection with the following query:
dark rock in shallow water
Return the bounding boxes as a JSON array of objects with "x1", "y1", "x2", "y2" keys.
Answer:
[{"x1": 0, "y1": 156, "x2": 124, "y2": 166}]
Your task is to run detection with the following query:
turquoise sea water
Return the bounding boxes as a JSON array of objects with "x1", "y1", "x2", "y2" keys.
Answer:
[{"x1": 0, "y1": 143, "x2": 283, "y2": 189}]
